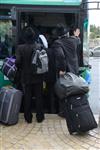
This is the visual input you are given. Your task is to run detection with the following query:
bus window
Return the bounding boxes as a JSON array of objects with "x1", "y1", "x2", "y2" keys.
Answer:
[{"x1": 0, "y1": 20, "x2": 16, "y2": 58}]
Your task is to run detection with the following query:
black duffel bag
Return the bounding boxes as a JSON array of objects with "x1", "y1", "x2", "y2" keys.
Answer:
[{"x1": 55, "y1": 72, "x2": 89, "y2": 100}]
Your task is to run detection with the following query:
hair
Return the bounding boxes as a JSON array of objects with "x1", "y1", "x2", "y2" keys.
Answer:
[
  {"x1": 69, "y1": 25, "x2": 80, "y2": 36},
  {"x1": 52, "y1": 24, "x2": 69, "y2": 39},
  {"x1": 24, "y1": 27, "x2": 35, "y2": 43}
]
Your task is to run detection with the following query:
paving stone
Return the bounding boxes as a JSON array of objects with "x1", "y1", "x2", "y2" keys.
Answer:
[{"x1": 1, "y1": 114, "x2": 100, "y2": 150}]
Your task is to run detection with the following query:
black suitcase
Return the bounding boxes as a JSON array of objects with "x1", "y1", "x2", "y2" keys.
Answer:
[
  {"x1": 65, "y1": 94, "x2": 97, "y2": 134},
  {"x1": 0, "y1": 87, "x2": 22, "y2": 125}
]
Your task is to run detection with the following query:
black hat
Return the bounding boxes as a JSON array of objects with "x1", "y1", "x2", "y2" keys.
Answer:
[
  {"x1": 24, "y1": 27, "x2": 35, "y2": 43},
  {"x1": 52, "y1": 24, "x2": 69, "y2": 38}
]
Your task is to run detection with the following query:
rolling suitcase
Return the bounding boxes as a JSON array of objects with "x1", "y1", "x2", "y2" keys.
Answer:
[
  {"x1": 65, "y1": 94, "x2": 97, "y2": 134},
  {"x1": 0, "y1": 87, "x2": 22, "y2": 125}
]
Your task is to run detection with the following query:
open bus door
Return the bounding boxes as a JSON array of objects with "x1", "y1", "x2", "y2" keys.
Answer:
[
  {"x1": 0, "y1": 0, "x2": 99, "y2": 113},
  {"x1": 80, "y1": 1, "x2": 100, "y2": 66}
]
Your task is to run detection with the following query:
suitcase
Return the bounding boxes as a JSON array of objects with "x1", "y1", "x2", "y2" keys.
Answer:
[
  {"x1": 65, "y1": 94, "x2": 97, "y2": 134},
  {"x1": 0, "y1": 87, "x2": 22, "y2": 125}
]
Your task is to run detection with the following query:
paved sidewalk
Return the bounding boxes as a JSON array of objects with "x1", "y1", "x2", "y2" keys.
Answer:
[{"x1": 0, "y1": 114, "x2": 100, "y2": 150}]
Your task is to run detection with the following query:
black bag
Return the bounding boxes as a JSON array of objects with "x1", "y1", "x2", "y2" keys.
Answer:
[
  {"x1": 55, "y1": 72, "x2": 89, "y2": 99},
  {"x1": 65, "y1": 94, "x2": 98, "y2": 134}
]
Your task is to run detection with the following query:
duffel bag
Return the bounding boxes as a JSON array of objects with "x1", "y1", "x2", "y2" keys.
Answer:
[
  {"x1": 54, "y1": 72, "x2": 89, "y2": 100},
  {"x1": 1, "y1": 57, "x2": 17, "y2": 82}
]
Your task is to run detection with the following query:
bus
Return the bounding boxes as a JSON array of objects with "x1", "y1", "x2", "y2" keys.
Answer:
[
  {"x1": 0, "y1": 0, "x2": 85, "y2": 63},
  {"x1": 0, "y1": 0, "x2": 99, "y2": 112}
]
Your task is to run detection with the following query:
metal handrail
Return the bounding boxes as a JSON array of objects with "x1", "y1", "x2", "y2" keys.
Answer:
[{"x1": 81, "y1": 1, "x2": 100, "y2": 10}]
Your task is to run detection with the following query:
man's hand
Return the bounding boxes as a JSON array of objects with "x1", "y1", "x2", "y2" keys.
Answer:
[{"x1": 59, "y1": 71, "x2": 65, "y2": 76}]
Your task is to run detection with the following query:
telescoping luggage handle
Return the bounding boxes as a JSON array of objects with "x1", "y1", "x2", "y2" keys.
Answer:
[
  {"x1": 0, "y1": 90, "x2": 7, "y2": 120},
  {"x1": 5, "y1": 92, "x2": 15, "y2": 123},
  {"x1": 0, "y1": 87, "x2": 23, "y2": 124},
  {"x1": 0, "y1": 88, "x2": 15, "y2": 123}
]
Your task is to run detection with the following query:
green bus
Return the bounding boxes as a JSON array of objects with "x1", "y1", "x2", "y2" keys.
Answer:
[
  {"x1": 0, "y1": 0, "x2": 88, "y2": 63},
  {"x1": 0, "y1": 0, "x2": 90, "y2": 112}
]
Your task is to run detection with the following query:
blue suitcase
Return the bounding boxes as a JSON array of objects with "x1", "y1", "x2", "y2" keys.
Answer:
[{"x1": 0, "y1": 87, "x2": 22, "y2": 125}]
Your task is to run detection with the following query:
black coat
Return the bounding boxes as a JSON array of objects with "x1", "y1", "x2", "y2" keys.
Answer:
[
  {"x1": 15, "y1": 43, "x2": 43, "y2": 85},
  {"x1": 46, "y1": 39, "x2": 66, "y2": 84},
  {"x1": 49, "y1": 36, "x2": 79, "y2": 78},
  {"x1": 69, "y1": 36, "x2": 82, "y2": 67},
  {"x1": 57, "y1": 36, "x2": 79, "y2": 75}
]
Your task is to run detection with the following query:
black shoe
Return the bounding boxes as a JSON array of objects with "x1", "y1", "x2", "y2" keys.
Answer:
[
  {"x1": 36, "y1": 114, "x2": 45, "y2": 123},
  {"x1": 25, "y1": 119, "x2": 32, "y2": 123},
  {"x1": 24, "y1": 114, "x2": 33, "y2": 123},
  {"x1": 58, "y1": 111, "x2": 66, "y2": 118}
]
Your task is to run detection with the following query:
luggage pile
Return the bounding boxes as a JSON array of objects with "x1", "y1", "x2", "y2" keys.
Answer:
[{"x1": 55, "y1": 72, "x2": 98, "y2": 134}]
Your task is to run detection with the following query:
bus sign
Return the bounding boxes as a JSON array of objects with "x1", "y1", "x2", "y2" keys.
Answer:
[
  {"x1": 64, "y1": 0, "x2": 82, "y2": 2},
  {"x1": 1, "y1": 0, "x2": 82, "y2": 6}
]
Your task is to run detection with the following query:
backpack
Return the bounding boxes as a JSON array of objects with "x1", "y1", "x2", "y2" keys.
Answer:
[{"x1": 31, "y1": 48, "x2": 48, "y2": 74}]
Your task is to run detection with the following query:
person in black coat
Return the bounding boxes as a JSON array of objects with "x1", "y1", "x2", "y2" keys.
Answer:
[
  {"x1": 15, "y1": 27, "x2": 44, "y2": 123},
  {"x1": 53, "y1": 25, "x2": 79, "y2": 76},
  {"x1": 49, "y1": 24, "x2": 79, "y2": 115},
  {"x1": 69, "y1": 25, "x2": 82, "y2": 67}
]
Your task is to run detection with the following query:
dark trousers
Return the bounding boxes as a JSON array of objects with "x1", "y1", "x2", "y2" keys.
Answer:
[
  {"x1": 46, "y1": 82, "x2": 55, "y2": 113},
  {"x1": 23, "y1": 82, "x2": 44, "y2": 120},
  {"x1": 58, "y1": 99, "x2": 66, "y2": 115},
  {"x1": 46, "y1": 81, "x2": 59, "y2": 113}
]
